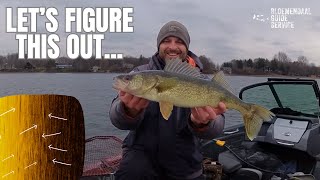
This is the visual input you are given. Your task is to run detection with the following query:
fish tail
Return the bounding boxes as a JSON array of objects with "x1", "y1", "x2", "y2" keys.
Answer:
[{"x1": 241, "y1": 104, "x2": 274, "y2": 141}]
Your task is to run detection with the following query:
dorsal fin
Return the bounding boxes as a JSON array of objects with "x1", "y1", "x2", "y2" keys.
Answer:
[
  {"x1": 164, "y1": 58, "x2": 201, "y2": 78},
  {"x1": 212, "y1": 71, "x2": 235, "y2": 94}
]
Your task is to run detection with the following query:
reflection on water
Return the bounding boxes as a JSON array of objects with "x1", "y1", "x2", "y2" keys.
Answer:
[{"x1": 1, "y1": 73, "x2": 317, "y2": 140}]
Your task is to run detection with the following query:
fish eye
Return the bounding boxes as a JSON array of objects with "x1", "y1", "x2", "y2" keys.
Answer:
[{"x1": 124, "y1": 75, "x2": 132, "y2": 81}]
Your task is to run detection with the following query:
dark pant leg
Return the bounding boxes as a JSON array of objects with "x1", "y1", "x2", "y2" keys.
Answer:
[{"x1": 115, "y1": 148, "x2": 159, "y2": 180}]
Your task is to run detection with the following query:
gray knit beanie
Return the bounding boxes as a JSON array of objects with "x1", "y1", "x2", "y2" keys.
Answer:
[{"x1": 157, "y1": 21, "x2": 190, "y2": 49}]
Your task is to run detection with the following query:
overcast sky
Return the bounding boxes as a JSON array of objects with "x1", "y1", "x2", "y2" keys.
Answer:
[{"x1": 1, "y1": 0, "x2": 319, "y2": 65}]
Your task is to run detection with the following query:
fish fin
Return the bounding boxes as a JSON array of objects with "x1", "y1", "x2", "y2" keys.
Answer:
[
  {"x1": 159, "y1": 101, "x2": 173, "y2": 120},
  {"x1": 212, "y1": 71, "x2": 235, "y2": 94},
  {"x1": 242, "y1": 104, "x2": 274, "y2": 140},
  {"x1": 164, "y1": 58, "x2": 201, "y2": 78}
]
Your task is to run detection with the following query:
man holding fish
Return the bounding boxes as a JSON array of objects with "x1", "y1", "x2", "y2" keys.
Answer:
[{"x1": 109, "y1": 20, "x2": 227, "y2": 180}]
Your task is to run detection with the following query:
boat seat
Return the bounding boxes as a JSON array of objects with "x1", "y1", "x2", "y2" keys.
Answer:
[
  {"x1": 232, "y1": 168, "x2": 262, "y2": 180},
  {"x1": 218, "y1": 151, "x2": 263, "y2": 180},
  {"x1": 218, "y1": 151, "x2": 242, "y2": 174}
]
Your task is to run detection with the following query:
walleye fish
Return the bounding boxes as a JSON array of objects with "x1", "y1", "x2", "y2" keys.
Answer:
[{"x1": 113, "y1": 58, "x2": 274, "y2": 140}]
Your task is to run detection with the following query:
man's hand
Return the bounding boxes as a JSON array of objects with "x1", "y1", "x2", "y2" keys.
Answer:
[
  {"x1": 119, "y1": 91, "x2": 149, "y2": 117},
  {"x1": 190, "y1": 102, "x2": 226, "y2": 127}
]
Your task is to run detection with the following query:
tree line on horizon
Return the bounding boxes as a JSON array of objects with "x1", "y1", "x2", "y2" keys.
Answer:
[
  {"x1": 0, "y1": 52, "x2": 318, "y2": 77},
  {"x1": 0, "y1": 53, "x2": 218, "y2": 73},
  {"x1": 222, "y1": 52, "x2": 319, "y2": 76}
]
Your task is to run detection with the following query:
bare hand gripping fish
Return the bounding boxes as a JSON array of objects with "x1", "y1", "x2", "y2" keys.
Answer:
[{"x1": 113, "y1": 58, "x2": 274, "y2": 140}]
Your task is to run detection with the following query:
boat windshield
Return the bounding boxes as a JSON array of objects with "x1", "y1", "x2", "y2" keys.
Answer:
[{"x1": 241, "y1": 82, "x2": 320, "y2": 118}]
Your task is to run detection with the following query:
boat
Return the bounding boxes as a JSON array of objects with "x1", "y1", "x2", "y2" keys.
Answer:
[{"x1": 81, "y1": 78, "x2": 320, "y2": 180}]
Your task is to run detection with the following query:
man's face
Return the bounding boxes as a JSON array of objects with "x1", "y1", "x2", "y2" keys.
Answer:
[{"x1": 159, "y1": 36, "x2": 187, "y2": 60}]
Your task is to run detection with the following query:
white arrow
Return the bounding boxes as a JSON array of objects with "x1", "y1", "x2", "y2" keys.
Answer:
[
  {"x1": 2, "y1": 154, "x2": 14, "y2": 162},
  {"x1": 19, "y1": 124, "x2": 37, "y2": 135},
  {"x1": 0, "y1": 107, "x2": 15, "y2": 117},
  {"x1": 42, "y1": 132, "x2": 61, "y2": 139},
  {"x1": 48, "y1": 144, "x2": 67, "y2": 152},
  {"x1": 2, "y1": 171, "x2": 14, "y2": 178},
  {"x1": 48, "y1": 113, "x2": 67, "y2": 121},
  {"x1": 24, "y1": 162, "x2": 37, "y2": 169},
  {"x1": 52, "y1": 158, "x2": 71, "y2": 166}
]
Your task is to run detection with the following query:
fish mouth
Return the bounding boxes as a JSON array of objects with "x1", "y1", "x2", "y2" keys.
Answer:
[{"x1": 112, "y1": 77, "x2": 129, "y2": 91}]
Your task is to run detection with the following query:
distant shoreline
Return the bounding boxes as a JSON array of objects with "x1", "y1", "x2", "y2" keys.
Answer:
[
  {"x1": 0, "y1": 71, "x2": 317, "y2": 79},
  {"x1": 227, "y1": 73, "x2": 319, "y2": 79}
]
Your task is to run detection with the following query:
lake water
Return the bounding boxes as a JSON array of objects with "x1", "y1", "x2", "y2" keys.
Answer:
[{"x1": 0, "y1": 73, "x2": 291, "y2": 140}]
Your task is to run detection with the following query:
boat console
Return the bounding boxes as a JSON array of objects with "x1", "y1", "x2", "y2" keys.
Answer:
[
  {"x1": 239, "y1": 78, "x2": 320, "y2": 157},
  {"x1": 205, "y1": 78, "x2": 320, "y2": 180},
  {"x1": 254, "y1": 115, "x2": 320, "y2": 157}
]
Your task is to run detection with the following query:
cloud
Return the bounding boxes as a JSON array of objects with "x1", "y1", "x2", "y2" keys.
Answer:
[
  {"x1": 271, "y1": 41, "x2": 288, "y2": 46},
  {"x1": 309, "y1": 16, "x2": 320, "y2": 32}
]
